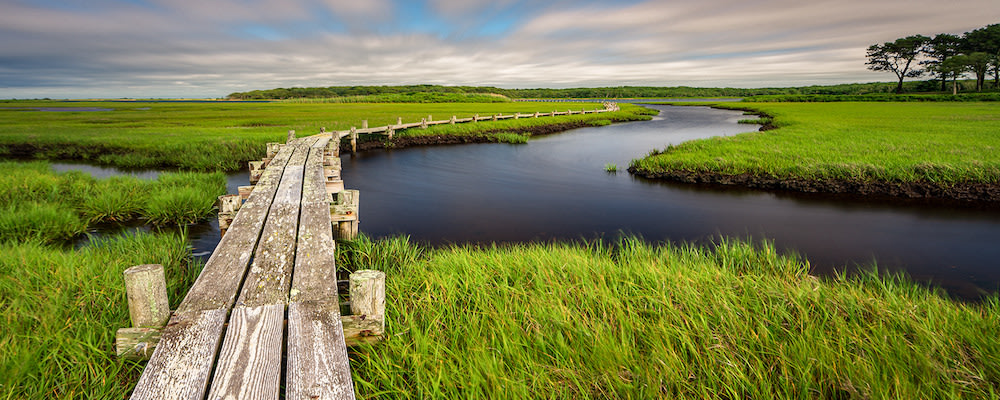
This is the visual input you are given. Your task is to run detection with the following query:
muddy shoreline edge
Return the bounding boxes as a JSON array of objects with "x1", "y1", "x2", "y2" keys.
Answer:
[{"x1": 627, "y1": 166, "x2": 1000, "y2": 203}]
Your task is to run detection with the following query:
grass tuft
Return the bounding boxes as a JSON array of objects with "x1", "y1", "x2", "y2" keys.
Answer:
[
  {"x1": 0, "y1": 232, "x2": 201, "y2": 398},
  {"x1": 342, "y1": 236, "x2": 1000, "y2": 399}
]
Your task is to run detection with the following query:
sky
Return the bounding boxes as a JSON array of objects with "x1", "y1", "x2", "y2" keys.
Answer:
[{"x1": 1, "y1": 0, "x2": 997, "y2": 99}]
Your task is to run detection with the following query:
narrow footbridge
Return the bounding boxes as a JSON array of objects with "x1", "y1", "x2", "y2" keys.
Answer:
[
  {"x1": 117, "y1": 103, "x2": 619, "y2": 399},
  {"x1": 122, "y1": 134, "x2": 372, "y2": 400}
]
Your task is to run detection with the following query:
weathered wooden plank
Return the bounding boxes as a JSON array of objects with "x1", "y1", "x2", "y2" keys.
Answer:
[
  {"x1": 287, "y1": 146, "x2": 355, "y2": 398},
  {"x1": 312, "y1": 136, "x2": 331, "y2": 149},
  {"x1": 176, "y1": 144, "x2": 296, "y2": 313},
  {"x1": 287, "y1": 301, "x2": 355, "y2": 399},
  {"x1": 206, "y1": 304, "x2": 285, "y2": 400},
  {"x1": 236, "y1": 145, "x2": 307, "y2": 308},
  {"x1": 129, "y1": 308, "x2": 228, "y2": 400},
  {"x1": 292, "y1": 147, "x2": 339, "y2": 302}
]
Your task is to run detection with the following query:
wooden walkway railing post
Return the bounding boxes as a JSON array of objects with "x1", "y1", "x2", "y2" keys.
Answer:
[{"x1": 116, "y1": 264, "x2": 170, "y2": 360}]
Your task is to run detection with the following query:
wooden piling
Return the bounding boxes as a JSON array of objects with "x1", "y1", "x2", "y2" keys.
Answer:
[
  {"x1": 350, "y1": 127, "x2": 357, "y2": 153},
  {"x1": 217, "y1": 194, "x2": 241, "y2": 235},
  {"x1": 450, "y1": 115, "x2": 457, "y2": 124},
  {"x1": 534, "y1": 111, "x2": 539, "y2": 118},
  {"x1": 387, "y1": 127, "x2": 394, "y2": 140},
  {"x1": 397, "y1": 117, "x2": 402, "y2": 125},
  {"x1": 115, "y1": 327, "x2": 162, "y2": 360},
  {"x1": 124, "y1": 264, "x2": 170, "y2": 328},
  {"x1": 473, "y1": 114, "x2": 479, "y2": 122},
  {"x1": 362, "y1": 120, "x2": 368, "y2": 129},
  {"x1": 287, "y1": 129, "x2": 296, "y2": 143},
  {"x1": 266, "y1": 143, "x2": 281, "y2": 159},
  {"x1": 238, "y1": 186, "x2": 253, "y2": 202},
  {"x1": 248, "y1": 161, "x2": 265, "y2": 184},
  {"x1": 420, "y1": 118, "x2": 427, "y2": 129},
  {"x1": 349, "y1": 270, "x2": 385, "y2": 335},
  {"x1": 331, "y1": 190, "x2": 359, "y2": 240},
  {"x1": 492, "y1": 114, "x2": 498, "y2": 121},
  {"x1": 326, "y1": 135, "x2": 340, "y2": 157}
]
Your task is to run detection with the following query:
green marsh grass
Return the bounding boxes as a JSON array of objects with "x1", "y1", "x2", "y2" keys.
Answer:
[
  {"x1": 488, "y1": 132, "x2": 531, "y2": 144},
  {"x1": 143, "y1": 171, "x2": 227, "y2": 225},
  {"x1": 0, "y1": 202, "x2": 86, "y2": 243},
  {"x1": 0, "y1": 101, "x2": 619, "y2": 170},
  {"x1": 340, "y1": 236, "x2": 1000, "y2": 399},
  {"x1": 0, "y1": 232, "x2": 201, "y2": 398},
  {"x1": 632, "y1": 102, "x2": 1000, "y2": 185},
  {"x1": 604, "y1": 163, "x2": 618, "y2": 172},
  {"x1": 0, "y1": 162, "x2": 227, "y2": 244},
  {"x1": 78, "y1": 176, "x2": 148, "y2": 223}
]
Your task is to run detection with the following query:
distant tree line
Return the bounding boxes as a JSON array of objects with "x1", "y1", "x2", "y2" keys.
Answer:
[
  {"x1": 867, "y1": 24, "x2": 1000, "y2": 93},
  {"x1": 227, "y1": 82, "x2": 942, "y2": 101}
]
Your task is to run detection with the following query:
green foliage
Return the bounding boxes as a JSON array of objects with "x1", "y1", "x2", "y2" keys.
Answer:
[
  {"x1": 344, "y1": 236, "x2": 1000, "y2": 399},
  {"x1": 0, "y1": 162, "x2": 227, "y2": 244},
  {"x1": 866, "y1": 35, "x2": 930, "y2": 93},
  {"x1": 744, "y1": 92, "x2": 1000, "y2": 102},
  {"x1": 78, "y1": 177, "x2": 148, "y2": 223},
  {"x1": 0, "y1": 202, "x2": 86, "y2": 243},
  {"x1": 228, "y1": 85, "x2": 512, "y2": 100},
  {"x1": 228, "y1": 82, "x2": 982, "y2": 100},
  {"x1": 604, "y1": 163, "x2": 618, "y2": 173},
  {"x1": 0, "y1": 232, "x2": 201, "y2": 398},
  {"x1": 631, "y1": 102, "x2": 1000, "y2": 185},
  {"x1": 0, "y1": 101, "x2": 618, "y2": 171},
  {"x1": 488, "y1": 132, "x2": 530, "y2": 144},
  {"x1": 279, "y1": 92, "x2": 511, "y2": 103}
]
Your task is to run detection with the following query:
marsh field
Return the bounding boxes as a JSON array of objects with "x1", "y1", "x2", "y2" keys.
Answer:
[{"x1": 1, "y1": 99, "x2": 999, "y2": 399}]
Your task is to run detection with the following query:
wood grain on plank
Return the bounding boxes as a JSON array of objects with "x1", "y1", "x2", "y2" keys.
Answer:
[
  {"x1": 129, "y1": 308, "x2": 228, "y2": 400},
  {"x1": 236, "y1": 145, "x2": 307, "y2": 308},
  {"x1": 287, "y1": 300, "x2": 356, "y2": 400},
  {"x1": 291, "y1": 147, "x2": 339, "y2": 302},
  {"x1": 205, "y1": 304, "x2": 285, "y2": 400},
  {"x1": 287, "y1": 146, "x2": 355, "y2": 399},
  {"x1": 177, "y1": 144, "x2": 296, "y2": 313}
]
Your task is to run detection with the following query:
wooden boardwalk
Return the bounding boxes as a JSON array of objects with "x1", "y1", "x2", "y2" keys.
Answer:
[
  {"x1": 129, "y1": 135, "x2": 356, "y2": 400},
  {"x1": 121, "y1": 103, "x2": 619, "y2": 399}
]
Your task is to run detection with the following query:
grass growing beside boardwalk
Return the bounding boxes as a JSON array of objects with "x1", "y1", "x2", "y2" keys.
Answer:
[
  {"x1": 0, "y1": 161, "x2": 225, "y2": 243},
  {"x1": 0, "y1": 101, "x2": 603, "y2": 170},
  {"x1": 631, "y1": 102, "x2": 1000, "y2": 185},
  {"x1": 0, "y1": 232, "x2": 201, "y2": 399},
  {"x1": 341, "y1": 236, "x2": 1000, "y2": 399}
]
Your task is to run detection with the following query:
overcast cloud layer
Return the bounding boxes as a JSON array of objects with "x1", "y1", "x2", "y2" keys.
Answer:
[{"x1": 1, "y1": 0, "x2": 997, "y2": 98}]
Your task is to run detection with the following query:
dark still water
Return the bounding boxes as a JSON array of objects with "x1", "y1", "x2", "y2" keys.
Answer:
[{"x1": 341, "y1": 105, "x2": 1000, "y2": 300}]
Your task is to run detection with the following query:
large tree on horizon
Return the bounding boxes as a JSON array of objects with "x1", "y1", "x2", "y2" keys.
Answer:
[
  {"x1": 866, "y1": 35, "x2": 930, "y2": 93},
  {"x1": 922, "y1": 33, "x2": 963, "y2": 92},
  {"x1": 963, "y1": 24, "x2": 1000, "y2": 89}
]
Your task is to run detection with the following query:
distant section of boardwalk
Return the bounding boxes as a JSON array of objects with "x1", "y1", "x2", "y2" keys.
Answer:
[
  {"x1": 129, "y1": 135, "x2": 355, "y2": 400},
  {"x1": 330, "y1": 102, "x2": 619, "y2": 152}
]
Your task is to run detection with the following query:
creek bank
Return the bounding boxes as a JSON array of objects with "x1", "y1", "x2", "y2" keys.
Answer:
[{"x1": 627, "y1": 167, "x2": 1000, "y2": 203}]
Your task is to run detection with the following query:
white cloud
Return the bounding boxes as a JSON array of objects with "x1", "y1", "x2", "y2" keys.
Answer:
[{"x1": 1, "y1": 0, "x2": 999, "y2": 98}]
